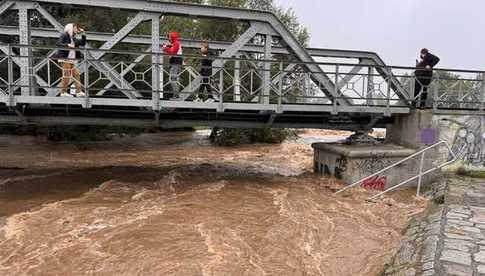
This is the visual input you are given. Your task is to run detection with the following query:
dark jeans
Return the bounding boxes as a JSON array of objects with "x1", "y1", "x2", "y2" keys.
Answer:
[
  {"x1": 413, "y1": 75, "x2": 432, "y2": 108},
  {"x1": 198, "y1": 76, "x2": 213, "y2": 100}
]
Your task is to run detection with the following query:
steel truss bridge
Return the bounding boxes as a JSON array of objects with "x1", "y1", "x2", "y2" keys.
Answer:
[{"x1": 0, "y1": 0, "x2": 483, "y2": 130}]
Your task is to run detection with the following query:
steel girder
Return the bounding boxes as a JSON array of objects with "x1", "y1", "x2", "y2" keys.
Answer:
[
  {"x1": 0, "y1": 25, "x2": 408, "y2": 104},
  {"x1": 8, "y1": 0, "x2": 352, "y2": 106},
  {"x1": 4, "y1": 2, "x2": 157, "y2": 99}
]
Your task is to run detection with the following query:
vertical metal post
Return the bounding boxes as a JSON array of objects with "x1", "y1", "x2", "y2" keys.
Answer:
[
  {"x1": 458, "y1": 79, "x2": 463, "y2": 109},
  {"x1": 151, "y1": 15, "x2": 161, "y2": 111},
  {"x1": 386, "y1": 68, "x2": 391, "y2": 116},
  {"x1": 303, "y1": 72, "x2": 311, "y2": 104},
  {"x1": 250, "y1": 68, "x2": 254, "y2": 97},
  {"x1": 233, "y1": 53, "x2": 241, "y2": 102},
  {"x1": 218, "y1": 68, "x2": 224, "y2": 112},
  {"x1": 7, "y1": 44, "x2": 14, "y2": 107},
  {"x1": 277, "y1": 62, "x2": 283, "y2": 113},
  {"x1": 83, "y1": 48, "x2": 90, "y2": 108},
  {"x1": 261, "y1": 34, "x2": 272, "y2": 105},
  {"x1": 480, "y1": 73, "x2": 485, "y2": 112},
  {"x1": 367, "y1": 66, "x2": 374, "y2": 106},
  {"x1": 333, "y1": 65, "x2": 339, "y2": 114},
  {"x1": 433, "y1": 72, "x2": 440, "y2": 111},
  {"x1": 417, "y1": 152, "x2": 426, "y2": 197},
  {"x1": 47, "y1": 57, "x2": 51, "y2": 86},
  {"x1": 18, "y1": 7, "x2": 33, "y2": 96}
]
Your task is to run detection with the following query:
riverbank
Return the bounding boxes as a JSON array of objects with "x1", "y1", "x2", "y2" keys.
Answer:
[{"x1": 383, "y1": 175, "x2": 485, "y2": 276}]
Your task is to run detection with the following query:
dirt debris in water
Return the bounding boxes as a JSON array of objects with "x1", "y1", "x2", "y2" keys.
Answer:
[{"x1": 0, "y1": 132, "x2": 426, "y2": 276}]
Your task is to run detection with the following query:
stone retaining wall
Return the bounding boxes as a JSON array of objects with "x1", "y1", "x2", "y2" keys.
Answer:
[{"x1": 383, "y1": 176, "x2": 485, "y2": 276}]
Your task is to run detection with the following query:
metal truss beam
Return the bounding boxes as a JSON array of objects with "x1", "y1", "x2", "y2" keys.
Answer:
[
  {"x1": 179, "y1": 22, "x2": 268, "y2": 101},
  {"x1": 39, "y1": 10, "x2": 153, "y2": 98},
  {"x1": 91, "y1": 11, "x2": 151, "y2": 60},
  {"x1": 261, "y1": 34, "x2": 271, "y2": 104},
  {"x1": 2, "y1": 25, "x2": 407, "y2": 102},
  {"x1": 0, "y1": 25, "x2": 392, "y2": 60},
  {"x1": 336, "y1": 59, "x2": 373, "y2": 90},
  {"x1": 0, "y1": 1, "x2": 13, "y2": 17},
  {"x1": 35, "y1": 3, "x2": 63, "y2": 31},
  {"x1": 25, "y1": 0, "x2": 351, "y2": 105},
  {"x1": 0, "y1": 0, "x2": 409, "y2": 105},
  {"x1": 0, "y1": 113, "x2": 386, "y2": 130},
  {"x1": 0, "y1": 44, "x2": 59, "y2": 96},
  {"x1": 96, "y1": 48, "x2": 152, "y2": 96},
  {"x1": 18, "y1": 6, "x2": 33, "y2": 96}
]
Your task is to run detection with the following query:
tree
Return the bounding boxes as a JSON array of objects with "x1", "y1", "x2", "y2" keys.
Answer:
[{"x1": 1, "y1": 0, "x2": 309, "y2": 146}]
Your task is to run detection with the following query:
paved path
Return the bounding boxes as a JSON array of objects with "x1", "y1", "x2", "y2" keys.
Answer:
[
  {"x1": 383, "y1": 176, "x2": 485, "y2": 276},
  {"x1": 436, "y1": 177, "x2": 485, "y2": 276}
]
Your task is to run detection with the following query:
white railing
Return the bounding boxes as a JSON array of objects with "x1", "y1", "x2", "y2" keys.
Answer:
[{"x1": 335, "y1": 140, "x2": 458, "y2": 199}]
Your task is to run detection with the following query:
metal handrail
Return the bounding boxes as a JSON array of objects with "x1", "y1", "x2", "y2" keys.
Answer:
[
  {"x1": 1, "y1": 43, "x2": 484, "y2": 114},
  {"x1": 2, "y1": 43, "x2": 485, "y2": 75},
  {"x1": 335, "y1": 140, "x2": 458, "y2": 198}
]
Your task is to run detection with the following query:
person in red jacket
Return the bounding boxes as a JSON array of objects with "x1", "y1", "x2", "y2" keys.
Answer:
[{"x1": 162, "y1": 32, "x2": 183, "y2": 99}]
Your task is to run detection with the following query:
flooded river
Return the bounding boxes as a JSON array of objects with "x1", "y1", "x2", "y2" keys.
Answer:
[{"x1": 0, "y1": 130, "x2": 425, "y2": 275}]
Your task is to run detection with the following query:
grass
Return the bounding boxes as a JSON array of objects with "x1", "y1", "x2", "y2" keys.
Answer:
[{"x1": 456, "y1": 167, "x2": 485, "y2": 179}]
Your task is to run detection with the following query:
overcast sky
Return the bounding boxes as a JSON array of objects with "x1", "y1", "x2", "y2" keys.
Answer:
[{"x1": 276, "y1": 0, "x2": 482, "y2": 70}]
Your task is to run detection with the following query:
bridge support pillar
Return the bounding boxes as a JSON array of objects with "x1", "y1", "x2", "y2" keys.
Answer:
[
  {"x1": 312, "y1": 111, "x2": 446, "y2": 193},
  {"x1": 312, "y1": 143, "x2": 416, "y2": 191},
  {"x1": 386, "y1": 110, "x2": 436, "y2": 149}
]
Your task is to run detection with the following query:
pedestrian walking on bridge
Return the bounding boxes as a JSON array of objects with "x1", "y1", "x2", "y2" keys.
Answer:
[
  {"x1": 56, "y1": 23, "x2": 87, "y2": 98},
  {"x1": 163, "y1": 32, "x2": 183, "y2": 99}
]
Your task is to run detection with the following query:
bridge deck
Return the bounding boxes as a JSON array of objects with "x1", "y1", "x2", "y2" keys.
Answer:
[{"x1": 0, "y1": 0, "x2": 483, "y2": 130}]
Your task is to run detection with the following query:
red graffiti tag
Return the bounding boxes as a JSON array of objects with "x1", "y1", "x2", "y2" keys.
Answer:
[{"x1": 361, "y1": 176, "x2": 387, "y2": 191}]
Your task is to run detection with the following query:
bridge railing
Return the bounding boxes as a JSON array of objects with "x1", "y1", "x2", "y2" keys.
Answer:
[{"x1": 0, "y1": 43, "x2": 483, "y2": 114}]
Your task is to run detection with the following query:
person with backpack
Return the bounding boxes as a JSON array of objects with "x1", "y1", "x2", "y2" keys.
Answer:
[
  {"x1": 195, "y1": 42, "x2": 216, "y2": 103},
  {"x1": 162, "y1": 32, "x2": 183, "y2": 99},
  {"x1": 57, "y1": 23, "x2": 86, "y2": 98},
  {"x1": 413, "y1": 48, "x2": 440, "y2": 108}
]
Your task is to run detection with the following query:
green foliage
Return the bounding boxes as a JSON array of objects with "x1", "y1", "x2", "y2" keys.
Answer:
[
  {"x1": 246, "y1": 0, "x2": 310, "y2": 46},
  {"x1": 2, "y1": 0, "x2": 310, "y2": 148},
  {"x1": 456, "y1": 167, "x2": 485, "y2": 178},
  {"x1": 0, "y1": 124, "x2": 144, "y2": 149},
  {"x1": 210, "y1": 127, "x2": 298, "y2": 146}
]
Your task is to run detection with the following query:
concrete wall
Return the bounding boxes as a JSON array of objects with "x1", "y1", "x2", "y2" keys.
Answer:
[
  {"x1": 433, "y1": 115, "x2": 485, "y2": 170},
  {"x1": 388, "y1": 111, "x2": 485, "y2": 171},
  {"x1": 313, "y1": 143, "x2": 417, "y2": 190}
]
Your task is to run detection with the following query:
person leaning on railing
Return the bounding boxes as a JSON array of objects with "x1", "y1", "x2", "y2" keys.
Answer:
[
  {"x1": 413, "y1": 48, "x2": 440, "y2": 109},
  {"x1": 56, "y1": 23, "x2": 86, "y2": 98},
  {"x1": 195, "y1": 42, "x2": 216, "y2": 103},
  {"x1": 162, "y1": 32, "x2": 183, "y2": 99}
]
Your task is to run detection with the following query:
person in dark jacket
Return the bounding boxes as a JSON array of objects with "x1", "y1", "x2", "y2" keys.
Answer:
[
  {"x1": 57, "y1": 23, "x2": 86, "y2": 97},
  {"x1": 162, "y1": 32, "x2": 183, "y2": 99},
  {"x1": 195, "y1": 42, "x2": 215, "y2": 103},
  {"x1": 413, "y1": 48, "x2": 440, "y2": 108}
]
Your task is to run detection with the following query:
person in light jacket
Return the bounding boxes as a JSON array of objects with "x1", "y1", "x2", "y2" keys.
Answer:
[{"x1": 56, "y1": 23, "x2": 86, "y2": 98}]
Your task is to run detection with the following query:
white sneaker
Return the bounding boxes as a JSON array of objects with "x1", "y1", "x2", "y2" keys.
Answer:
[
  {"x1": 76, "y1": 92, "x2": 86, "y2": 97},
  {"x1": 60, "y1": 93, "x2": 73, "y2": 97}
]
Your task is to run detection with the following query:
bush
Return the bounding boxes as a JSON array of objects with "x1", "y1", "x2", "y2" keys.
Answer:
[
  {"x1": 456, "y1": 167, "x2": 485, "y2": 178},
  {"x1": 210, "y1": 128, "x2": 298, "y2": 146},
  {"x1": 0, "y1": 124, "x2": 145, "y2": 149}
]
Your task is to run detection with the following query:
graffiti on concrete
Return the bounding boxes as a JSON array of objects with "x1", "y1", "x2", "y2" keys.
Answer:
[
  {"x1": 361, "y1": 176, "x2": 387, "y2": 191},
  {"x1": 356, "y1": 155, "x2": 390, "y2": 176},
  {"x1": 335, "y1": 156, "x2": 347, "y2": 180},
  {"x1": 447, "y1": 117, "x2": 485, "y2": 166}
]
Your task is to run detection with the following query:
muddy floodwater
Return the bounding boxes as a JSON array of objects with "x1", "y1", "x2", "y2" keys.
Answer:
[{"x1": 0, "y1": 131, "x2": 426, "y2": 276}]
